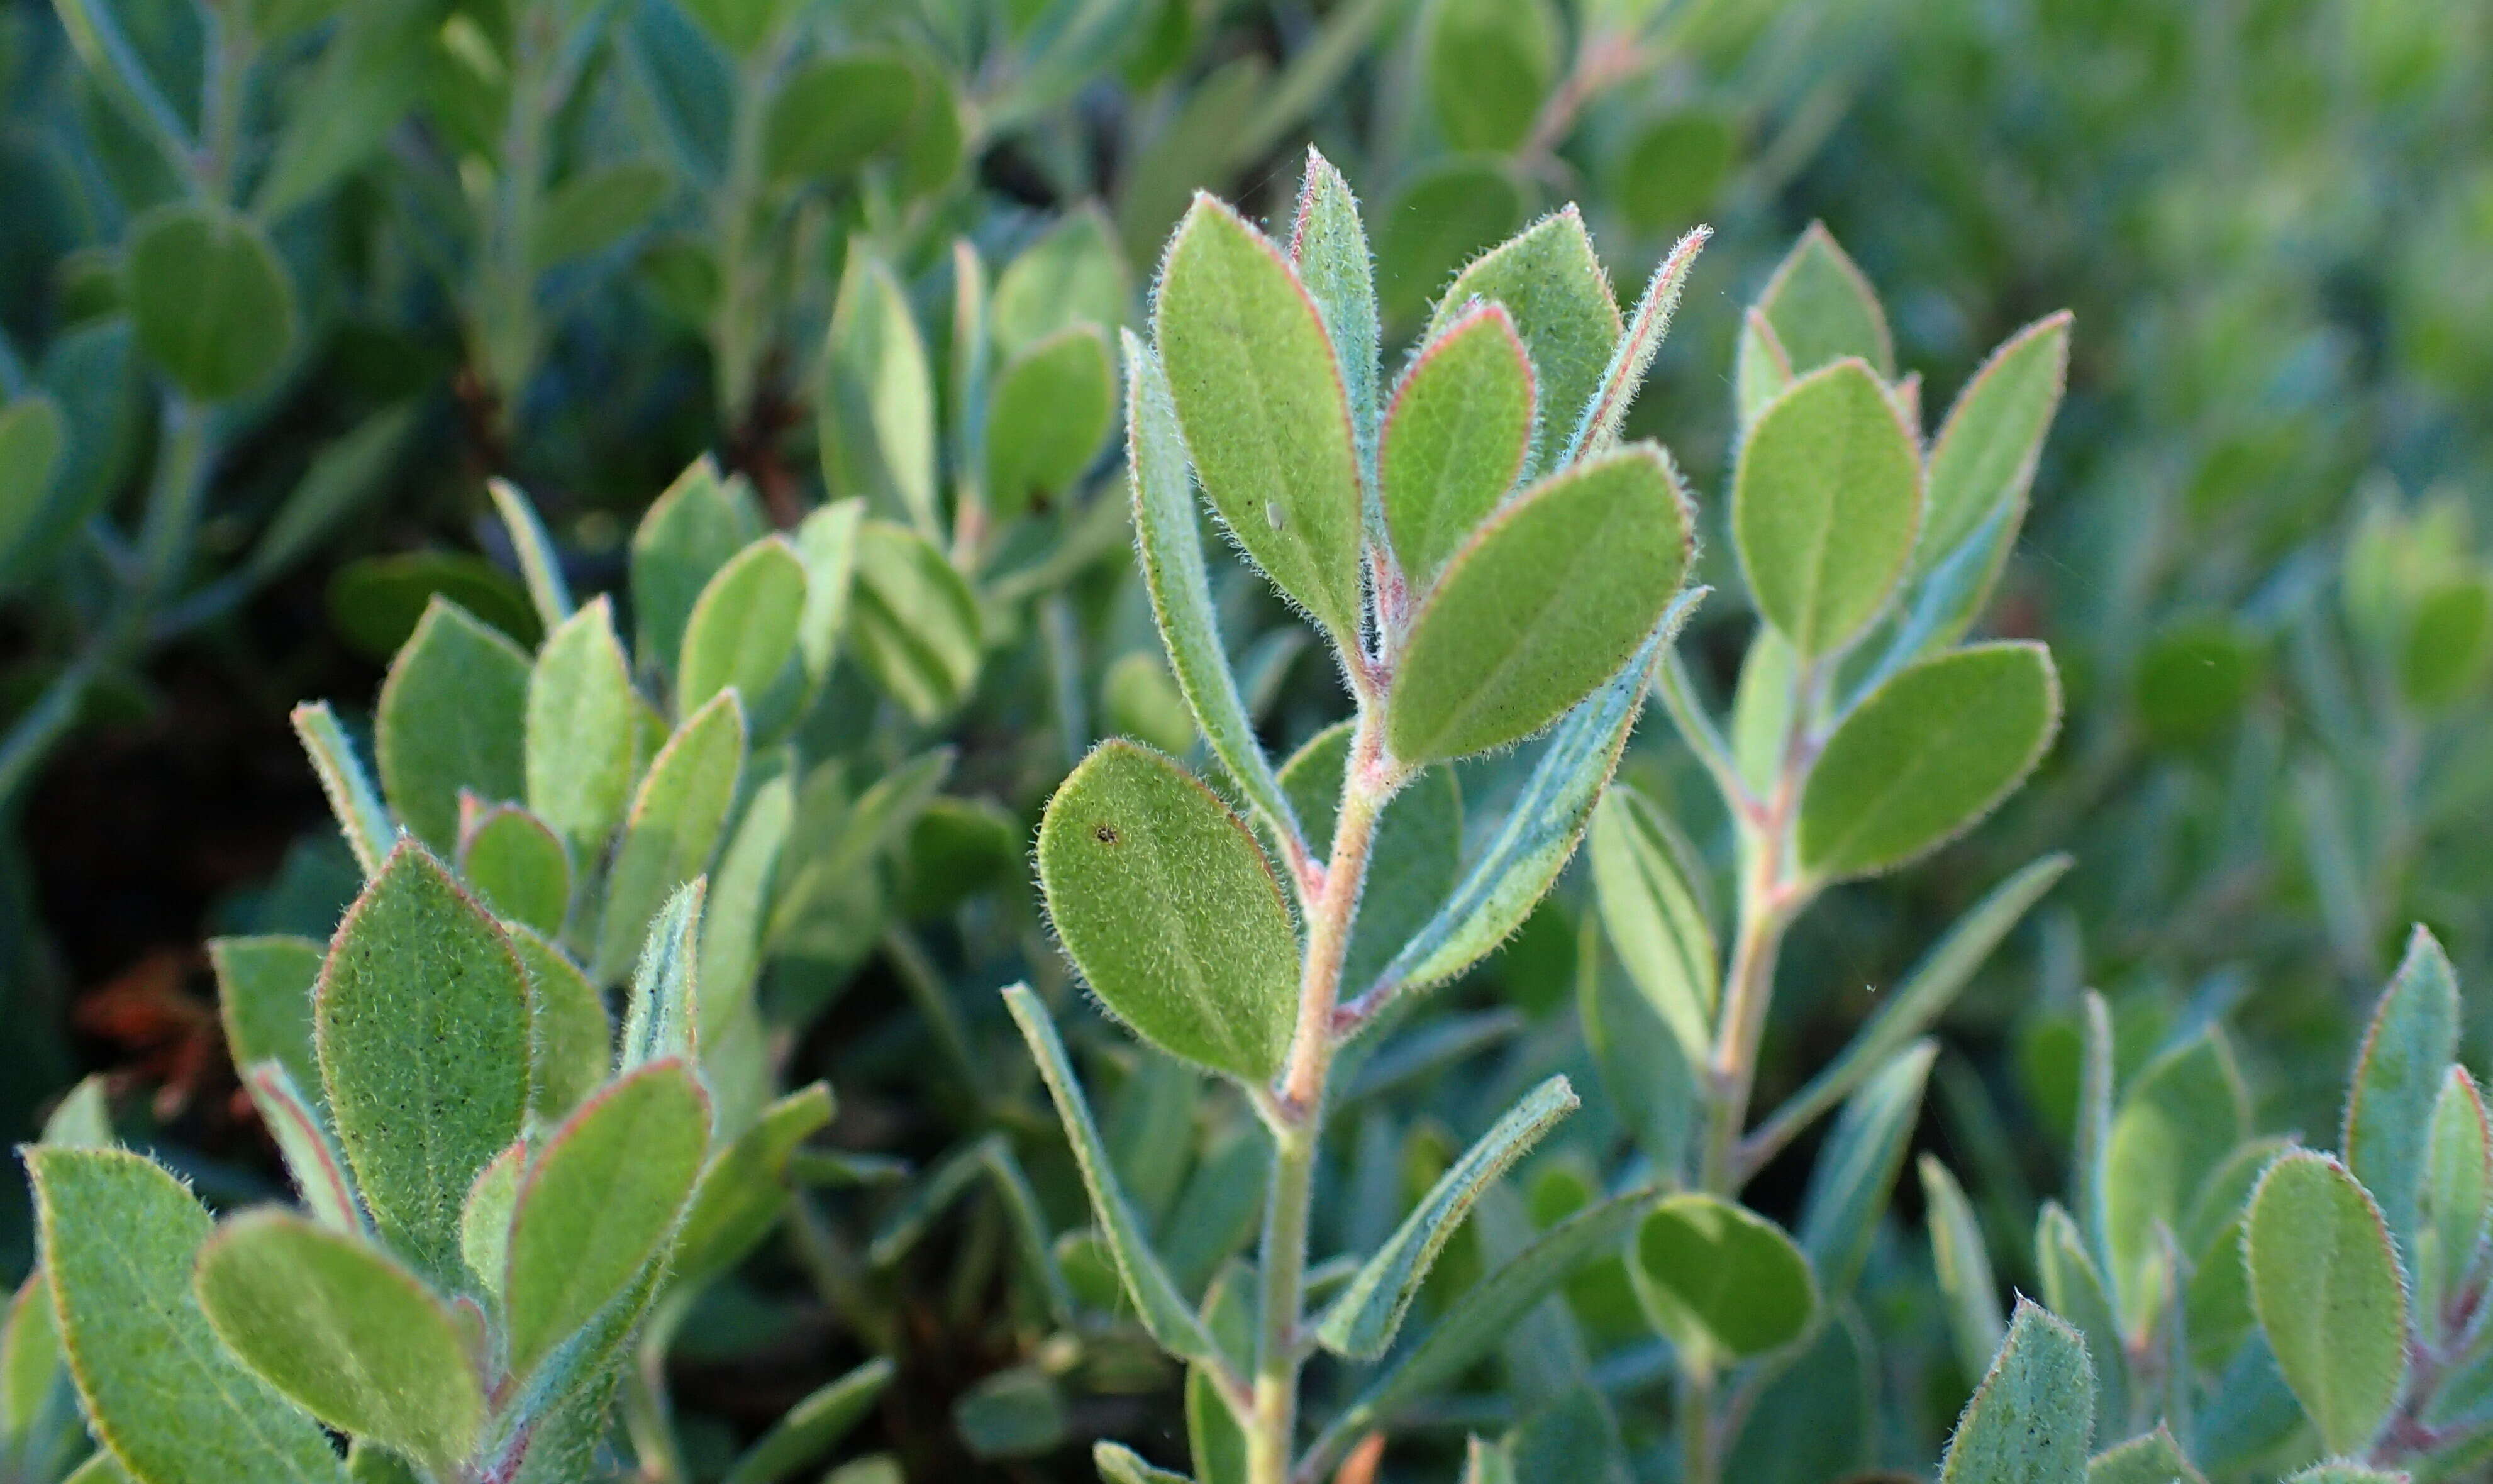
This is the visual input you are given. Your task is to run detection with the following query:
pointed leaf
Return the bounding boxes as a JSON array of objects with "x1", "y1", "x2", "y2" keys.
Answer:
[
  {"x1": 1290, "y1": 148, "x2": 1381, "y2": 460},
  {"x1": 2246, "y1": 1149, "x2": 2408, "y2": 1456},
  {"x1": 847, "y1": 520, "x2": 982, "y2": 723},
  {"x1": 526, "y1": 597, "x2": 640, "y2": 861},
  {"x1": 2087, "y1": 1427, "x2": 2206, "y2": 1484},
  {"x1": 1097, "y1": 1441, "x2": 1194, "y2": 1483},
  {"x1": 1734, "y1": 309, "x2": 1796, "y2": 435},
  {"x1": 1733, "y1": 358, "x2": 1923, "y2": 660},
  {"x1": 720, "y1": 1358, "x2": 896, "y2": 1484},
  {"x1": 376, "y1": 599, "x2": 531, "y2": 855},
  {"x1": 2036, "y1": 1202, "x2": 2128, "y2": 1444},
  {"x1": 1565, "y1": 226, "x2": 1709, "y2": 463},
  {"x1": 504, "y1": 1060, "x2": 710, "y2": 1379},
  {"x1": 1797, "y1": 1041, "x2": 1936, "y2": 1298},
  {"x1": 486, "y1": 477, "x2": 573, "y2": 631},
  {"x1": 1036, "y1": 741, "x2": 1298, "y2": 1082},
  {"x1": 1799, "y1": 642, "x2": 2060, "y2": 878},
  {"x1": 1629, "y1": 1192, "x2": 1816, "y2": 1361},
  {"x1": 1380, "y1": 304, "x2": 1534, "y2": 589},
  {"x1": 630, "y1": 460, "x2": 766, "y2": 676},
  {"x1": 1389, "y1": 445, "x2": 1692, "y2": 763},
  {"x1": 1588, "y1": 784, "x2": 1716, "y2": 1065},
  {"x1": 596, "y1": 692, "x2": 745, "y2": 984},
  {"x1": 679, "y1": 537, "x2": 808, "y2": 718},
  {"x1": 457, "y1": 802, "x2": 570, "y2": 936},
  {"x1": 241, "y1": 1063, "x2": 365, "y2": 1236},
  {"x1": 2105, "y1": 1030, "x2": 2247, "y2": 1332},
  {"x1": 291, "y1": 702, "x2": 396, "y2": 878},
  {"x1": 1923, "y1": 1155, "x2": 2007, "y2": 1383},
  {"x1": 1153, "y1": 195, "x2": 1364, "y2": 644},
  {"x1": 1316, "y1": 1077, "x2": 1578, "y2": 1359},
  {"x1": 1428, "y1": 209, "x2": 1621, "y2": 476},
  {"x1": 1758, "y1": 224, "x2": 1893, "y2": 379},
  {"x1": 316, "y1": 844, "x2": 531, "y2": 1288},
  {"x1": 26, "y1": 1148, "x2": 348, "y2": 1484},
  {"x1": 1938, "y1": 1300, "x2": 2093, "y2": 1484},
  {"x1": 211, "y1": 935, "x2": 324, "y2": 1111},
  {"x1": 2345, "y1": 926, "x2": 2462, "y2": 1284},
  {"x1": 821, "y1": 250, "x2": 938, "y2": 534},
  {"x1": 196, "y1": 1212, "x2": 483, "y2": 1475},
  {"x1": 1922, "y1": 313, "x2": 2070, "y2": 569},
  {"x1": 670, "y1": 1082, "x2": 836, "y2": 1295},
  {"x1": 622, "y1": 880, "x2": 705, "y2": 1068},
  {"x1": 2425, "y1": 1066, "x2": 2490, "y2": 1325}
]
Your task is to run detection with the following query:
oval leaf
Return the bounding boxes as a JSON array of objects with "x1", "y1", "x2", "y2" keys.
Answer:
[
  {"x1": 125, "y1": 204, "x2": 297, "y2": 401},
  {"x1": 1036, "y1": 740, "x2": 1298, "y2": 1082},
  {"x1": 594, "y1": 691, "x2": 745, "y2": 985},
  {"x1": 1388, "y1": 445, "x2": 1692, "y2": 763},
  {"x1": 2245, "y1": 1149, "x2": 2409, "y2": 1456},
  {"x1": 526, "y1": 597, "x2": 639, "y2": 861},
  {"x1": 1427, "y1": 208, "x2": 1619, "y2": 475},
  {"x1": 457, "y1": 802, "x2": 570, "y2": 937},
  {"x1": 678, "y1": 536, "x2": 808, "y2": 719},
  {"x1": 1630, "y1": 1193, "x2": 1817, "y2": 1361},
  {"x1": 1799, "y1": 642, "x2": 2060, "y2": 879},
  {"x1": 1757, "y1": 224, "x2": 1893, "y2": 379},
  {"x1": 2344, "y1": 925, "x2": 2461, "y2": 1283},
  {"x1": 1380, "y1": 304, "x2": 1534, "y2": 590},
  {"x1": 847, "y1": 520, "x2": 982, "y2": 724},
  {"x1": 987, "y1": 327, "x2": 1116, "y2": 519},
  {"x1": 377, "y1": 598, "x2": 532, "y2": 855},
  {"x1": 1922, "y1": 313, "x2": 2070, "y2": 568}
]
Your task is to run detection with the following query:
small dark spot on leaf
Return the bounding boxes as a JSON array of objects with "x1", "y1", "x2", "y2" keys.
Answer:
[{"x1": 1094, "y1": 823, "x2": 1119, "y2": 845}]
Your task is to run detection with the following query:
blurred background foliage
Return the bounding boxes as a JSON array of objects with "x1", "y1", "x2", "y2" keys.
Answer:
[{"x1": 1, "y1": 0, "x2": 2491, "y2": 1476}]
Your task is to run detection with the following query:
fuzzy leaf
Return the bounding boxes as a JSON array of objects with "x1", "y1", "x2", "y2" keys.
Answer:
[
  {"x1": 1922, "y1": 313, "x2": 2070, "y2": 568},
  {"x1": 1733, "y1": 358, "x2": 1923, "y2": 660},
  {"x1": 679, "y1": 537, "x2": 808, "y2": 719},
  {"x1": 1567, "y1": 227, "x2": 1709, "y2": 463},
  {"x1": 2105, "y1": 1030, "x2": 2247, "y2": 1332},
  {"x1": 847, "y1": 520, "x2": 982, "y2": 723},
  {"x1": 1380, "y1": 304, "x2": 1535, "y2": 589},
  {"x1": 1428, "y1": 209, "x2": 1620, "y2": 476},
  {"x1": 504, "y1": 1060, "x2": 711, "y2": 1380},
  {"x1": 460, "y1": 1140, "x2": 521, "y2": 1300},
  {"x1": 1734, "y1": 309, "x2": 1796, "y2": 436},
  {"x1": 1630, "y1": 1193, "x2": 1816, "y2": 1361},
  {"x1": 2345, "y1": 926, "x2": 2462, "y2": 1284},
  {"x1": 2087, "y1": 1426, "x2": 2206, "y2": 1484},
  {"x1": 526, "y1": 597, "x2": 640, "y2": 861},
  {"x1": 1938, "y1": 1300, "x2": 2094, "y2": 1484},
  {"x1": 26, "y1": 1148, "x2": 348, "y2": 1484},
  {"x1": 1588, "y1": 784, "x2": 1716, "y2": 1065},
  {"x1": 1799, "y1": 643, "x2": 2060, "y2": 878},
  {"x1": 1389, "y1": 445, "x2": 1692, "y2": 763},
  {"x1": 1153, "y1": 195, "x2": 1365, "y2": 645},
  {"x1": 2246, "y1": 1149, "x2": 2408, "y2": 1456},
  {"x1": 196, "y1": 1212, "x2": 483, "y2": 1475},
  {"x1": 375, "y1": 599, "x2": 531, "y2": 855},
  {"x1": 211, "y1": 935, "x2": 325, "y2": 1110},
  {"x1": 316, "y1": 844, "x2": 531, "y2": 1289},
  {"x1": 1923, "y1": 1155, "x2": 2007, "y2": 1383},
  {"x1": 291, "y1": 702, "x2": 396, "y2": 878},
  {"x1": 457, "y1": 802, "x2": 570, "y2": 937},
  {"x1": 621, "y1": 880, "x2": 705, "y2": 1070},
  {"x1": 1797, "y1": 1041, "x2": 1936, "y2": 1298},
  {"x1": 125, "y1": 204, "x2": 297, "y2": 401},
  {"x1": 1037, "y1": 741, "x2": 1299, "y2": 1082},
  {"x1": 2036, "y1": 1202, "x2": 2128, "y2": 1444},
  {"x1": 670, "y1": 1082, "x2": 835, "y2": 1295},
  {"x1": 1757, "y1": 225, "x2": 1893, "y2": 379},
  {"x1": 1290, "y1": 148, "x2": 1381, "y2": 458},
  {"x1": 1316, "y1": 1077, "x2": 1578, "y2": 1359},
  {"x1": 821, "y1": 250, "x2": 938, "y2": 534},
  {"x1": 630, "y1": 460, "x2": 765, "y2": 677},
  {"x1": 987, "y1": 327, "x2": 1116, "y2": 519},
  {"x1": 506, "y1": 926, "x2": 609, "y2": 1119},
  {"x1": 240, "y1": 1063, "x2": 364, "y2": 1236},
  {"x1": 595, "y1": 692, "x2": 745, "y2": 984},
  {"x1": 2424, "y1": 1066, "x2": 2491, "y2": 1324}
]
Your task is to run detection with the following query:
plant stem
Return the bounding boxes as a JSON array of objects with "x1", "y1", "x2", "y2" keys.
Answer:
[
  {"x1": 1252, "y1": 709, "x2": 1396, "y2": 1484},
  {"x1": 1675, "y1": 1363, "x2": 1718, "y2": 1484},
  {"x1": 1699, "y1": 863, "x2": 1789, "y2": 1195}
]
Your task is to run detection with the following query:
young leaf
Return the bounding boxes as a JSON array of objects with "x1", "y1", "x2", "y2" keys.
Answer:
[
  {"x1": 316, "y1": 843, "x2": 531, "y2": 1290},
  {"x1": 847, "y1": 520, "x2": 982, "y2": 724},
  {"x1": 1290, "y1": 148, "x2": 1382, "y2": 460},
  {"x1": 678, "y1": 536, "x2": 808, "y2": 719},
  {"x1": 1000, "y1": 983, "x2": 1225, "y2": 1368},
  {"x1": 457, "y1": 801, "x2": 570, "y2": 937},
  {"x1": 1921, "y1": 313, "x2": 2072, "y2": 568},
  {"x1": 375, "y1": 598, "x2": 532, "y2": 855},
  {"x1": 486, "y1": 477, "x2": 574, "y2": 631},
  {"x1": 1379, "y1": 304, "x2": 1535, "y2": 590},
  {"x1": 820, "y1": 249, "x2": 939, "y2": 535},
  {"x1": 1798, "y1": 642, "x2": 2061, "y2": 878},
  {"x1": 1796, "y1": 1041, "x2": 1937, "y2": 1298},
  {"x1": 986, "y1": 326, "x2": 1116, "y2": 519},
  {"x1": 621, "y1": 880, "x2": 705, "y2": 1069},
  {"x1": 1566, "y1": 226, "x2": 1709, "y2": 463},
  {"x1": 2087, "y1": 1426, "x2": 2206, "y2": 1484},
  {"x1": 1389, "y1": 445, "x2": 1693, "y2": 763},
  {"x1": 26, "y1": 1149, "x2": 348, "y2": 1484},
  {"x1": 1757, "y1": 224, "x2": 1894, "y2": 379},
  {"x1": 1937, "y1": 1299, "x2": 2094, "y2": 1484},
  {"x1": 595, "y1": 691, "x2": 745, "y2": 985},
  {"x1": 1315, "y1": 1076, "x2": 1578, "y2": 1359},
  {"x1": 2104, "y1": 1030, "x2": 2247, "y2": 1332},
  {"x1": 2245, "y1": 1149, "x2": 2409, "y2": 1456},
  {"x1": 1588, "y1": 784, "x2": 1716, "y2": 1066},
  {"x1": 630, "y1": 460, "x2": 766, "y2": 676},
  {"x1": 2036, "y1": 1202, "x2": 2128, "y2": 1444},
  {"x1": 242, "y1": 1063, "x2": 365, "y2": 1236},
  {"x1": 1153, "y1": 195, "x2": 1365, "y2": 645},
  {"x1": 1428, "y1": 208, "x2": 1621, "y2": 476},
  {"x1": 195, "y1": 1212, "x2": 483, "y2": 1476},
  {"x1": 1036, "y1": 741, "x2": 1299, "y2": 1083},
  {"x1": 1733, "y1": 358, "x2": 1923, "y2": 660},
  {"x1": 503, "y1": 1060, "x2": 711, "y2": 1380},
  {"x1": 2425, "y1": 1066, "x2": 2491, "y2": 1324},
  {"x1": 506, "y1": 926, "x2": 609, "y2": 1119},
  {"x1": 526, "y1": 597, "x2": 640, "y2": 861},
  {"x1": 291, "y1": 702, "x2": 396, "y2": 878},
  {"x1": 2344, "y1": 926, "x2": 2462, "y2": 1281},
  {"x1": 124, "y1": 204, "x2": 298, "y2": 401},
  {"x1": 1628, "y1": 1192, "x2": 1816, "y2": 1361},
  {"x1": 1922, "y1": 1155, "x2": 2007, "y2": 1383},
  {"x1": 211, "y1": 935, "x2": 324, "y2": 1109},
  {"x1": 1124, "y1": 335, "x2": 1302, "y2": 851}
]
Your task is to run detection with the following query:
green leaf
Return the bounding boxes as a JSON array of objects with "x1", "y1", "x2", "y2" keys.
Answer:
[
  {"x1": 1152, "y1": 195, "x2": 1365, "y2": 645},
  {"x1": 2245, "y1": 1149, "x2": 2409, "y2": 1455},
  {"x1": 246, "y1": 403, "x2": 417, "y2": 583},
  {"x1": 1921, "y1": 313, "x2": 2070, "y2": 569},
  {"x1": 1380, "y1": 303, "x2": 1535, "y2": 589},
  {"x1": 1036, "y1": 741, "x2": 1298, "y2": 1082},
  {"x1": 794, "y1": 500, "x2": 864, "y2": 684},
  {"x1": 124, "y1": 204, "x2": 297, "y2": 401},
  {"x1": 1629, "y1": 1193, "x2": 1816, "y2": 1361},
  {"x1": 1566, "y1": 226, "x2": 1709, "y2": 463},
  {"x1": 1428, "y1": 208, "x2": 1620, "y2": 475},
  {"x1": 993, "y1": 208, "x2": 1133, "y2": 358},
  {"x1": 2104, "y1": 1030, "x2": 2248, "y2": 1332},
  {"x1": 195, "y1": 1213, "x2": 483, "y2": 1476},
  {"x1": 1423, "y1": 0, "x2": 1558, "y2": 152},
  {"x1": 529, "y1": 160, "x2": 673, "y2": 272},
  {"x1": 0, "y1": 393, "x2": 64, "y2": 572},
  {"x1": 1316, "y1": 1077, "x2": 1578, "y2": 1359},
  {"x1": 1613, "y1": 111, "x2": 1736, "y2": 237},
  {"x1": 238, "y1": 1064, "x2": 365, "y2": 1236},
  {"x1": 1123, "y1": 335, "x2": 1302, "y2": 850},
  {"x1": 986, "y1": 326, "x2": 1116, "y2": 519},
  {"x1": 1277, "y1": 720, "x2": 1465, "y2": 998},
  {"x1": 720, "y1": 1357, "x2": 895, "y2": 1484},
  {"x1": 1733, "y1": 358, "x2": 1923, "y2": 660},
  {"x1": 821, "y1": 250, "x2": 939, "y2": 536},
  {"x1": 847, "y1": 521, "x2": 982, "y2": 724},
  {"x1": 41, "y1": 1077, "x2": 111, "y2": 1148},
  {"x1": 1799, "y1": 643, "x2": 2061, "y2": 878},
  {"x1": 316, "y1": 844, "x2": 531, "y2": 1290},
  {"x1": 1389, "y1": 445, "x2": 1693, "y2": 763},
  {"x1": 526, "y1": 597, "x2": 639, "y2": 862},
  {"x1": 1374, "y1": 158, "x2": 1526, "y2": 329},
  {"x1": 1938, "y1": 1299, "x2": 2094, "y2": 1484},
  {"x1": 999, "y1": 983, "x2": 1224, "y2": 1368},
  {"x1": 457, "y1": 802, "x2": 570, "y2": 937},
  {"x1": 1588, "y1": 784, "x2": 1716, "y2": 1065},
  {"x1": 3, "y1": 1266, "x2": 64, "y2": 1443},
  {"x1": 2087, "y1": 1426, "x2": 2206, "y2": 1484},
  {"x1": 671, "y1": 1083, "x2": 836, "y2": 1295},
  {"x1": 955, "y1": 1365, "x2": 1069, "y2": 1459},
  {"x1": 2400, "y1": 576, "x2": 2493, "y2": 709},
  {"x1": 596, "y1": 692, "x2": 745, "y2": 985},
  {"x1": 460, "y1": 1141, "x2": 522, "y2": 1300},
  {"x1": 1289, "y1": 148, "x2": 1381, "y2": 460},
  {"x1": 621, "y1": 879, "x2": 705, "y2": 1074},
  {"x1": 211, "y1": 935, "x2": 325, "y2": 1110},
  {"x1": 2280, "y1": 1468, "x2": 2405, "y2": 1484},
  {"x1": 2035, "y1": 1202, "x2": 2127, "y2": 1444},
  {"x1": 630, "y1": 460, "x2": 767, "y2": 677},
  {"x1": 679, "y1": 536, "x2": 808, "y2": 719},
  {"x1": 764, "y1": 53, "x2": 917, "y2": 180},
  {"x1": 1185, "y1": 1264, "x2": 1250, "y2": 1481},
  {"x1": 1735, "y1": 309, "x2": 1797, "y2": 435},
  {"x1": 2344, "y1": 925, "x2": 2462, "y2": 1283},
  {"x1": 26, "y1": 1148, "x2": 348, "y2": 1484},
  {"x1": 675, "y1": 0, "x2": 791, "y2": 52},
  {"x1": 1922, "y1": 1155, "x2": 2007, "y2": 1383},
  {"x1": 1723, "y1": 1310, "x2": 1875, "y2": 1484},
  {"x1": 2424, "y1": 1066, "x2": 2490, "y2": 1326},
  {"x1": 330, "y1": 553, "x2": 540, "y2": 663},
  {"x1": 1096, "y1": 1441, "x2": 1194, "y2": 1483},
  {"x1": 1757, "y1": 224, "x2": 1893, "y2": 379},
  {"x1": 376, "y1": 599, "x2": 533, "y2": 855},
  {"x1": 1797, "y1": 1041, "x2": 1936, "y2": 1298},
  {"x1": 504, "y1": 1060, "x2": 711, "y2": 1380},
  {"x1": 506, "y1": 926, "x2": 609, "y2": 1121},
  {"x1": 291, "y1": 701, "x2": 396, "y2": 880},
  {"x1": 697, "y1": 772, "x2": 795, "y2": 1085},
  {"x1": 1577, "y1": 917, "x2": 1694, "y2": 1182}
]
